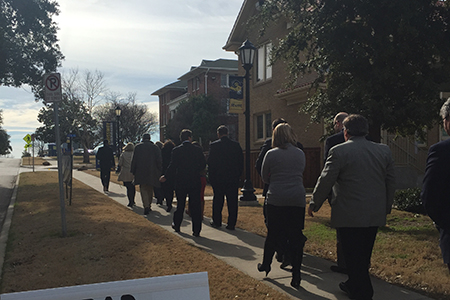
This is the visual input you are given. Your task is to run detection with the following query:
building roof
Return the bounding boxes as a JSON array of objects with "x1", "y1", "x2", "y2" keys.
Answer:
[
  {"x1": 178, "y1": 59, "x2": 238, "y2": 81},
  {"x1": 223, "y1": 0, "x2": 260, "y2": 52},
  {"x1": 151, "y1": 80, "x2": 187, "y2": 96}
]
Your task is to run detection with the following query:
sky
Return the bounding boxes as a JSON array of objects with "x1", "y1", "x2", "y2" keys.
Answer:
[{"x1": 0, "y1": 0, "x2": 244, "y2": 158}]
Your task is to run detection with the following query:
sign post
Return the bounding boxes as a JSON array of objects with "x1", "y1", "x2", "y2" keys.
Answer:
[
  {"x1": 23, "y1": 134, "x2": 32, "y2": 167},
  {"x1": 44, "y1": 73, "x2": 66, "y2": 237}
]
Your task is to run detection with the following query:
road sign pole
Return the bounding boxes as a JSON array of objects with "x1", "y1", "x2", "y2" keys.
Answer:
[{"x1": 54, "y1": 101, "x2": 67, "y2": 237}]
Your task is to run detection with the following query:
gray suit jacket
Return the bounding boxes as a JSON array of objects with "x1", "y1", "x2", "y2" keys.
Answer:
[{"x1": 310, "y1": 136, "x2": 396, "y2": 228}]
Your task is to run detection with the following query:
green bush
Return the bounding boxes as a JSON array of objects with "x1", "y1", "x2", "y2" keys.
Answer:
[{"x1": 393, "y1": 188, "x2": 426, "y2": 215}]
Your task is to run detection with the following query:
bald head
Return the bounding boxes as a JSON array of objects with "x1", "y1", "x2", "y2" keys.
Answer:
[{"x1": 334, "y1": 112, "x2": 349, "y2": 133}]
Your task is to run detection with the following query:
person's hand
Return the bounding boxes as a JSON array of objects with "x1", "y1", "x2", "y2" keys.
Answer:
[
  {"x1": 307, "y1": 206, "x2": 314, "y2": 217},
  {"x1": 159, "y1": 175, "x2": 166, "y2": 183}
]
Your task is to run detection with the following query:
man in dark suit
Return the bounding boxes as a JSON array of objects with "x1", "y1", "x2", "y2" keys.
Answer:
[
  {"x1": 323, "y1": 112, "x2": 348, "y2": 274},
  {"x1": 309, "y1": 114, "x2": 396, "y2": 300},
  {"x1": 422, "y1": 98, "x2": 450, "y2": 274},
  {"x1": 160, "y1": 129, "x2": 206, "y2": 237},
  {"x1": 95, "y1": 139, "x2": 115, "y2": 192},
  {"x1": 324, "y1": 112, "x2": 348, "y2": 162},
  {"x1": 208, "y1": 125, "x2": 243, "y2": 230},
  {"x1": 131, "y1": 133, "x2": 162, "y2": 215}
]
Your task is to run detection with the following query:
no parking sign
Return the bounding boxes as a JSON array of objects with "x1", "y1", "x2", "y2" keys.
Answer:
[{"x1": 43, "y1": 73, "x2": 62, "y2": 102}]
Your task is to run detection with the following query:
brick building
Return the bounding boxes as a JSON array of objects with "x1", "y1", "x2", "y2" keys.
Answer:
[
  {"x1": 223, "y1": 0, "x2": 323, "y2": 188},
  {"x1": 152, "y1": 58, "x2": 240, "y2": 142}
]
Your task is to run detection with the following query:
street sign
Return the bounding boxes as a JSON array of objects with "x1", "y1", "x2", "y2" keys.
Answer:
[
  {"x1": 43, "y1": 73, "x2": 62, "y2": 102},
  {"x1": 23, "y1": 134, "x2": 32, "y2": 145}
]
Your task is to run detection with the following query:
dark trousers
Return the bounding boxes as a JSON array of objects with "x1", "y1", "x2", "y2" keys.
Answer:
[
  {"x1": 100, "y1": 168, "x2": 110, "y2": 189},
  {"x1": 338, "y1": 226, "x2": 378, "y2": 300},
  {"x1": 336, "y1": 230, "x2": 347, "y2": 268},
  {"x1": 438, "y1": 226, "x2": 450, "y2": 264},
  {"x1": 263, "y1": 205, "x2": 307, "y2": 280},
  {"x1": 123, "y1": 181, "x2": 136, "y2": 205},
  {"x1": 162, "y1": 181, "x2": 174, "y2": 208},
  {"x1": 154, "y1": 187, "x2": 164, "y2": 204},
  {"x1": 173, "y1": 185, "x2": 202, "y2": 235},
  {"x1": 212, "y1": 183, "x2": 238, "y2": 227}
]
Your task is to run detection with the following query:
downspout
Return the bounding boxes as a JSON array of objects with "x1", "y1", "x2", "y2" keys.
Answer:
[{"x1": 204, "y1": 68, "x2": 210, "y2": 95}]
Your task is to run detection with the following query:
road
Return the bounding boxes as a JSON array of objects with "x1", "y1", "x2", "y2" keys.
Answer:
[{"x1": 0, "y1": 158, "x2": 20, "y2": 230}]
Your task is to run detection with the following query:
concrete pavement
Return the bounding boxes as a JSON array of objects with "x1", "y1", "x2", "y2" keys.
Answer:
[{"x1": 70, "y1": 168, "x2": 433, "y2": 300}]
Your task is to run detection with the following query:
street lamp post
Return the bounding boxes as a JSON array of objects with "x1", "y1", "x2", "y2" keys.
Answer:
[
  {"x1": 115, "y1": 106, "x2": 122, "y2": 158},
  {"x1": 239, "y1": 39, "x2": 257, "y2": 203}
]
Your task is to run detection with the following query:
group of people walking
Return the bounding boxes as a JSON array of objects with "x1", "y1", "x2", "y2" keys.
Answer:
[{"x1": 95, "y1": 104, "x2": 450, "y2": 300}]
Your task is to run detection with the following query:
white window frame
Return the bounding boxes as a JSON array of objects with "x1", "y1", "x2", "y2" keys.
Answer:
[
  {"x1": 221, "y1": 74, "x2": 230, "y2": 87},
  {"x1": 257, "y1": 43, "x2": 272, "y2": 82},
  {"x1": 255, "y1": 112, "x2": 272, "y2": 141}
]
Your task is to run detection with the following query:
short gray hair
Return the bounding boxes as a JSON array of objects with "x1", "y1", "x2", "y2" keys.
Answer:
[{"x1": 440, "y1": 98, "x2": 450, "y2": 120}]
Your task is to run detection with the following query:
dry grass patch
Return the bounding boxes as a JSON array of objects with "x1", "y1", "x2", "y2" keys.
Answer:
[{"x1": 1, "y1": 172, "x2": 290, "y2": 299}]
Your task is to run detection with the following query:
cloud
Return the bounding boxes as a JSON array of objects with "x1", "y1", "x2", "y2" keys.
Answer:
[{"x1": 2, "y1": 0, "x2": 244, "y2": 158}]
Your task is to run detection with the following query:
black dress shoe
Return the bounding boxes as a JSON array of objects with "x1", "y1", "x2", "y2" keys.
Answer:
[
  {"x1": 166, "y1": 206, "x2": 172, "y2": 212},
  {"x1": 291, "y1": 276, "x2": 301, "y2": 289},
  {"x1": 339, "y1": 282, "x2": 355, "y2": 299},
  {"x1": 225, "y1": 225, "x2": 235, "y2": 230},
  {"x1": 257, "y1": 263, "x2": 271, "y2": 276},
  {"x1": 210, "y1": 221, "x2": 221, "y2": 228},
  {"x1": 192, "y1": 232, "x2": 200, "y2": 237},
  {"x1": 144, "y1": 207, "x2": 151, "y2": 215},
  {"x1": 330, "y1": 265, "x2": 347, "y2": 274},
  {"x1": 171, "y1": 224, "x2": 180, "y2": 233}
]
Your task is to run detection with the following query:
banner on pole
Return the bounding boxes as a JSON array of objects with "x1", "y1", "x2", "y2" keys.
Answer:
[{"x1": 228, "y1": 76, "x2": 243, "y2": 114}]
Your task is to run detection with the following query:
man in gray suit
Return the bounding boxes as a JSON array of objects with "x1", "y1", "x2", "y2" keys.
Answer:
[{"x1": 308, "y1": 114, "x2": 395, "y2": 300}]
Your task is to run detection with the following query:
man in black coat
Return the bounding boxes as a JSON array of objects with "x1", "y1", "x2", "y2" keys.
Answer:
[
  {"x1": 323, "y1": 112, "x2": 348, "y2": 274},
  {"x1": 422, "y1": 99, "x2": 450, "y2": 274},
  {"x1": 208, "y1": 125, "x2": 243, "y2": 230},
  {"x1": 95, "y1": 139, "x2": 115, "y2": 192},
  {"x1": 160, "y1": 129, "x2": 206, "y2": 237}
]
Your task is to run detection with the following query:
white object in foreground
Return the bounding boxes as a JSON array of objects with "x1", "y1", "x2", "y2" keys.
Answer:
[{"x1": 0, "y1": 272, "x2": 210, "y2": 300}]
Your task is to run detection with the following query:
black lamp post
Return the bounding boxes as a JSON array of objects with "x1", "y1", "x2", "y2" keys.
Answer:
[
  {"x1": 239, "y1": 39, "x2": 257, "y2": 203},
  {"x1": 115, "y1": 106, "x2": 122, "y2": 158}
]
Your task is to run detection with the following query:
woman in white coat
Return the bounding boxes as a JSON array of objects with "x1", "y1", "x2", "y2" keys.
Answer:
[{"x1": 118, "y1": 142, "x2": 135, "y2": 207}]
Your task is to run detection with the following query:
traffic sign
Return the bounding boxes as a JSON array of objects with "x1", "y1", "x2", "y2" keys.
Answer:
[
  {"x1": 44, "y1": 73, "x2": 62, "y2": 102},
  {"x1": 23, "y1": 134, "x2": 32, "y2": 145}
]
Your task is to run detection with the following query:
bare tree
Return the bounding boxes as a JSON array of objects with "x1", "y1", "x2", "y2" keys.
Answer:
[{"x1": 62, "y1": 68, "x2": 107, "y2": 115}]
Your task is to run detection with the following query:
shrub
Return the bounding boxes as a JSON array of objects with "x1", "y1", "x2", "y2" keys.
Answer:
[{"x1": 393, "y1": 188, "x2": 426, "y2": 215}]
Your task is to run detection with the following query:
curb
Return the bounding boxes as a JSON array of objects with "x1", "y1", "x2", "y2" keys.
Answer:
[{"x1": 0, "y1": 169, "x2": 20, "y2": 281}]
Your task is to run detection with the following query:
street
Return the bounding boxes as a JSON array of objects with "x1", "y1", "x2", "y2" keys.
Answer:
[{"x1": 0, "y1": 158, "x2": 20, "y2": 231}]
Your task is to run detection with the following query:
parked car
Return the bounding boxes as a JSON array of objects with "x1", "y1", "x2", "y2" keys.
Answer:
[
  {"x1": 73, "y1": 148, "x2": 95, "y2": 156},
  {"x1": 73, "y1": 148, "x2": 84, "y2": 156}
]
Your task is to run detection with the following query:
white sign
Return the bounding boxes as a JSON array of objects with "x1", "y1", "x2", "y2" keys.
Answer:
[
  {"x1": 0, "y1": 272, "x2": 210, "y2": 300},
  {"x1": 43, "y1": 73, "x2": 62, "y2": 103}
]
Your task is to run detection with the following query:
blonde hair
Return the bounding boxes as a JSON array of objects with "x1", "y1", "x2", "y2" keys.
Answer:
[
  {"x1": 272, "y1": 123, "x2": 297, "y2": 149},
  {"x1": 123, "y1": 142, "x2": 134, "y2": 152}
]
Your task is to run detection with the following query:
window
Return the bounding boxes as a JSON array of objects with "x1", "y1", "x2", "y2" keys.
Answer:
[
  {"x1": 193, "y1": 77, "x2": 200, "y2": 91},
  {"x1": 257, "y1": 43, "x2": 272, "y2": 82},
  {"x1": 221, "y1": 74, "x2": 229, "y2": 87},
  {"x1": 256, "y1": 112, "x2": 272, "y2": 140}
]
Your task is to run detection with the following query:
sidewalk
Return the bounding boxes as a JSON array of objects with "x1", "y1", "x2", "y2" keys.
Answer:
[{"x1": 71, "y1": 169, "x2": 432, "y2": 300}]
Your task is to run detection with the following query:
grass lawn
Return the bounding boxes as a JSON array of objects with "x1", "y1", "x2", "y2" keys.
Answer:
[{"x1": 10, "y1": 161, "x2": 450, "y2": 299}]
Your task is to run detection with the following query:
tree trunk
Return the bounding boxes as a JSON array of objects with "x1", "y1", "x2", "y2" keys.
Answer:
[{"x1": 83, "y1": 146, "x2": 90, "y2": 164}]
